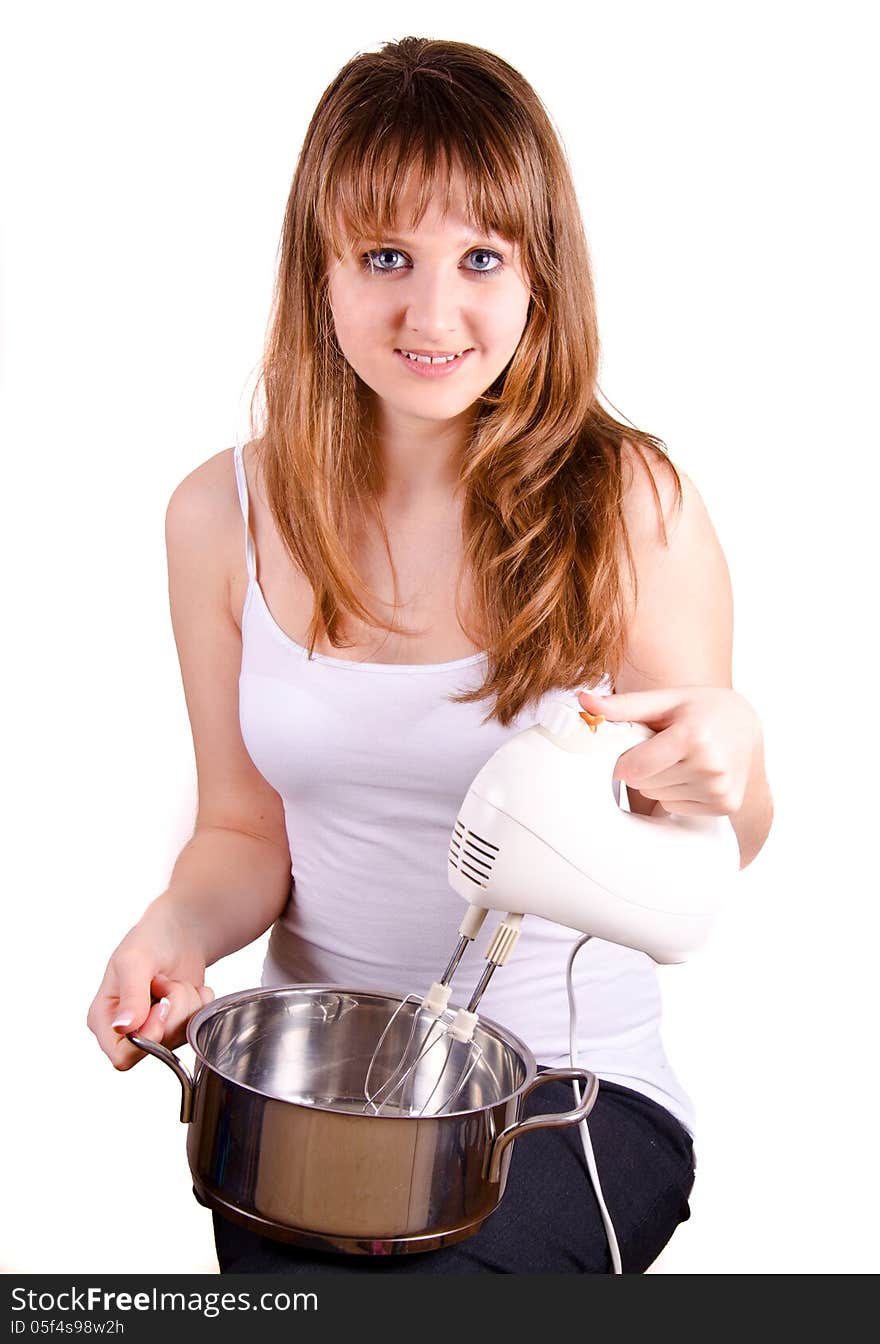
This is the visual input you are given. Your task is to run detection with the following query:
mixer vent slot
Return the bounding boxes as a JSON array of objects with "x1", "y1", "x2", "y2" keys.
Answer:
[{"x1": 449, "y1": 819, "x2": 499, "y2": 889}]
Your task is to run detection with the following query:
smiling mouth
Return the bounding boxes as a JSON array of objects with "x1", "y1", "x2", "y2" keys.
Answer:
[{"x1": 395, "y1": 348, "x2": 473, "y2": 365}]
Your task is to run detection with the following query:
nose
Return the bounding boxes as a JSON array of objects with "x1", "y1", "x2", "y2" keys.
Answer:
[{"x1": 405, "y1": 264, "x2": 462, "y2": 342}]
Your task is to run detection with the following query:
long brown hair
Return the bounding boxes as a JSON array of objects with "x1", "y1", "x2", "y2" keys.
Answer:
[{"x1": 250, "y1": 36, "x2": 681, "y2": 725}]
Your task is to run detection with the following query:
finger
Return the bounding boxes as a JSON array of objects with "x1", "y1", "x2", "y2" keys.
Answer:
[
  {"x1": 88, "y1": 984, "x2": 153, "y2": 1072},
  {"x1": 578, "y1": 687, "x2": 686, "y2": 724},
  {"x1": 628, "y1": 764, "x2": 699, "y2": 790},
  {"x1": 649, "y1": 774, "x2": 737, "y2": 803},
  {"x1": 639, "y1": 790, "x2": 725, "y2": 811},
  {"x1": 153, "y1": 973, "x2": 213, "y2": 1008},
  {"x1": 149, "y1": 974, "x2": 204, "y2": 1045},
  {"x1": 107, "y1": 948, "x2": 156, "y2": 1039},
  {"x1": 142, "y1": 979, "x2": 206, "y2": 1051},
  {"x1": 103, "y1": 997, "x2": 170, "y2": 1072},
  {"x1": 613, "y1": 726, "x2": 687, "y2": 784},
  {"x1": 656, "y1": 799, "x2": 722, "y2": 817},
  {"x1": 153, "y1": 972, "x2": 212, "y2": 1003},
  {"x1": 110, "y1": 973, "x2": 185, "y2": 1066}
]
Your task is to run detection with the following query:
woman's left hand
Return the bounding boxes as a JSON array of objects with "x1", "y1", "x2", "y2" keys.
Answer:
[{"x1": 577, "y1": 686, "x2": 761, "y2": 817}]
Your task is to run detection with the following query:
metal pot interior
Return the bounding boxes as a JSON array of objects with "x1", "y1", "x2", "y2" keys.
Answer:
[{"x1": 189, "y1": 986, "x2": 530, "y2": 1117}]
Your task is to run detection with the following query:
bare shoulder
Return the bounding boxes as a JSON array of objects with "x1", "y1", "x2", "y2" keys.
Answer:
[
  {"x1": 164, "y1": 446, "x2": 244, "y2": 599},
  {"x1": 615, "y1": 437, "x2": 733, "y2": 690},
  {"x1": 618, "y1": 438, "x2": 726, "y2": 570},
  {"x1": 165, "y1": 445, "x2": 240, "y2": 539},
  {"x1": 619, "y1": 438, "x2": 687, "y2": 546}
]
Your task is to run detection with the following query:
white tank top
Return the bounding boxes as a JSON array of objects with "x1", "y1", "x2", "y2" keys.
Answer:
[{"x1": 232, "y1": 443, "x2": 695, "y2": 1135}]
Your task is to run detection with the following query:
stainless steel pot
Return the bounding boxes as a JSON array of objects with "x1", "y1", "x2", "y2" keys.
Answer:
[{"x1": 129, "y1": 984, "x2": 597, "y2": 1256}]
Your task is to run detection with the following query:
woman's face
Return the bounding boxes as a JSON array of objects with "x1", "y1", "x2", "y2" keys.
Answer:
[{"x1": 326, "y1": 175, "x2": 532, "y2": 431}]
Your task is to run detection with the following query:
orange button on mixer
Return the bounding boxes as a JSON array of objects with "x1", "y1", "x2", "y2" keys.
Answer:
[{"x1": 578, "y1": 711, "x2": 605, "y2": 733}]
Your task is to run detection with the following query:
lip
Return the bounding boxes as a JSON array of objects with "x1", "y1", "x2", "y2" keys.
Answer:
[{"x1": 393, "y1": 348, "x2": 474, "y2": 378}]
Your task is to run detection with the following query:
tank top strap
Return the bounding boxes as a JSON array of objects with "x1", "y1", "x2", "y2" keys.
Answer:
[{"x1": 232, "y1": 442, "x2": 257, "y2": 582}]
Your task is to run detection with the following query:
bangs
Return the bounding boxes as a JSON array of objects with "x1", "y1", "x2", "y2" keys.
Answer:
[{"x1": 316, "y1": 109, "x2": 543, "y2": 263}]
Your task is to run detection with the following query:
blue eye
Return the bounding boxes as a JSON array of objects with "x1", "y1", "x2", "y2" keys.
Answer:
[
  {"x1": 361, "y1": 247, "x2": 505, "y2": 278},
  {"x1": 467, "y1": 249, "x2": 504, "y2": 276},
  {"x1": 363, "y1": 248, "x2": 408, "y2": 273}
]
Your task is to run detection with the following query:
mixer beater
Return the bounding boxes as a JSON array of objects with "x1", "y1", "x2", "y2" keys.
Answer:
[{"x1": 363, "y1": 909, "x2": 523, "y2": 1117}]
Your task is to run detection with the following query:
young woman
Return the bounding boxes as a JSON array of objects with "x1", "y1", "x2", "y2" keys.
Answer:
[{"x1": 87, "y1": 37, "x2": 773, "y2": 1273}]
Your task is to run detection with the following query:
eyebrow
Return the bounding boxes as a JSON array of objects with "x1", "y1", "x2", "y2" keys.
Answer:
[{"x1": 371, "y1": 232, "x2": 498, "y2": 247}]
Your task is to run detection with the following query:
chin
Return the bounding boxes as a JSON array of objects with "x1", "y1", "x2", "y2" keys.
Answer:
[{"x1": 397, "y1": 393, "x2": 478, "y2": 418}]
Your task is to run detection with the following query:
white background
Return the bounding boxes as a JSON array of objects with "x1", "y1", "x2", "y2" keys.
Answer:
[{"x1": 2, "y1": 0, "x2": 877, "y2": 1276}]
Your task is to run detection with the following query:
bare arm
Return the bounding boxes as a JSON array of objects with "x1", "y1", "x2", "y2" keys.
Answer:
[
  {"x1": 614, "y1": 446, "x2": 773, "y2": 869},
  {"x1": 152, "y1": 447, "x2": 292, "y2": 954},
  {"x1": 88, "y1": 449, "x2": 292, "y2": 1068},
  {"x1": 144, "y1": 825, "x2": 292, "y2": 969}
]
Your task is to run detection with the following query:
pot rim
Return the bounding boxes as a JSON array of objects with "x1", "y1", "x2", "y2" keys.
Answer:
[{"x1": 184, "y1": 982, "x2": 539, "y2": 1119}]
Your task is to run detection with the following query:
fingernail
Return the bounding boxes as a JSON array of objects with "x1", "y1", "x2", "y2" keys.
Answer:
[
  {"x1": 158, "y1": 997, "x2": 171, "y2": 1022},
  {"x1": 112, "y1": 1012, "x2": 134, "y2": 1029}
]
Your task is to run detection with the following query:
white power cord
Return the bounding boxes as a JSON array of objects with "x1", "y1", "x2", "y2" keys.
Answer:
[{"x1": 565, "y1": 933, "x2": 622, "y2": 1274}]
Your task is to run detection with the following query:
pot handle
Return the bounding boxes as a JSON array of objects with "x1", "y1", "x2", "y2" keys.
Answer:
[
  {"x1": 486, "y1": 1067, "x2": 599, "y2": 1184},
  {"x1": 127, "y1": 1032, "x2": 194, "y2": 1124}
]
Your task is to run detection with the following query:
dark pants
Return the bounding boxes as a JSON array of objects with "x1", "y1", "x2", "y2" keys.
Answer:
[{"x1": 212, "y1": 1079, "x2": 695, "y2": 1275}]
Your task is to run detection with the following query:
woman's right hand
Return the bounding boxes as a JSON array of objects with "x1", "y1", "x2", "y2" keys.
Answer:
[{"x1": 87, "y1": 907, "x2": 215, "y2": 1071}]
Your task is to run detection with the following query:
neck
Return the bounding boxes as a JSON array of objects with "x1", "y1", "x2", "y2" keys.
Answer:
[{"x1": 372, "y1": 399, "x2": 474, "y2": 509}]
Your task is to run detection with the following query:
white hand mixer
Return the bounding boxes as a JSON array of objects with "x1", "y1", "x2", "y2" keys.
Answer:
[{"x1": 364, "y1": 699, "x2": 741, "y2": 1117}]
